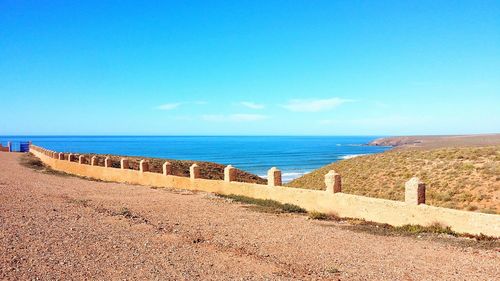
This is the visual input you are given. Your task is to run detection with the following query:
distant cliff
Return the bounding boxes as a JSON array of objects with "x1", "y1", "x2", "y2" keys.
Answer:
[
  {"x1": 369, "y1": 136, "x2": 423, "y2": 147},
  {"x1": 369, "y1": 134, "x2": 500, "y2": 149}
]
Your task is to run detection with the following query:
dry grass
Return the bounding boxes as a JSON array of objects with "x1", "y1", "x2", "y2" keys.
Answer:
[
  {"x1": 216, "y1": 194, "x2": 306, "y2": 214},
  {"x1": 19, "y1": 153, "x2": 72, "y2": 177},
  {"x1": 43, "y1": 152, "x2": 266, "y2": 184},
  {"x1": 287, "y1": 146, "x2": 500, "y2": 214}
]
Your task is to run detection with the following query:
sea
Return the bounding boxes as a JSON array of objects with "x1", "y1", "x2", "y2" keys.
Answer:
[{"x1": 1, "y1": 136, "x2": 391, "y2": 183}]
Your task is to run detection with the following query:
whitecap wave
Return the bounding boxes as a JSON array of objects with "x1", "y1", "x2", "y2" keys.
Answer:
[
  {"x1": 259, "y1": 171, "x2": 310, "y2": 183},
  {"x1": 340, "y1": 153, "x2": 368, "y2": 160}
]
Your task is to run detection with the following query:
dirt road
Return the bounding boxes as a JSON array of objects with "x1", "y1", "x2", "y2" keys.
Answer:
[{"x1": 0, "y1": 152, "x2": 498, "y2": 280}]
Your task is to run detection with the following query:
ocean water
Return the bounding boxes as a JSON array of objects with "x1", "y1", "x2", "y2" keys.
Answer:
[{"x1": 1, "y1": 136, "x2": 391, "y2": 182}]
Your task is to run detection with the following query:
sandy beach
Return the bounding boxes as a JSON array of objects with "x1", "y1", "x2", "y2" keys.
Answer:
[{"x1": 1, "y1": 152, "x2": 498, "y2": 280}]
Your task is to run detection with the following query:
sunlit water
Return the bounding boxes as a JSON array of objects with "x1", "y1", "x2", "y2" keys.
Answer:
[{"x1": 1, "y1": 136, "x2": 391, "y2": 182}]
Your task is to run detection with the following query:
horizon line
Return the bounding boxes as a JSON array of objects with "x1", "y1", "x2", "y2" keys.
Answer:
[{"x1": 1, "y1": 133, "x2": 499, "y2": 138}]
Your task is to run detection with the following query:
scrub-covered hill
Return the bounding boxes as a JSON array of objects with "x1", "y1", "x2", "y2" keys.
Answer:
[
  {"x1": 56, "y1": 153, "x2": 266, "y2": 184},
  {"x1": 287, "y1": 146, "x2": 500, "y2": 214}
]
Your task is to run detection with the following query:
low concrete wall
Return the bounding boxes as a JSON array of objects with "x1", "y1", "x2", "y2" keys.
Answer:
[{"x1": 29, "y1": 145, "x2": 500, "y2": 237}]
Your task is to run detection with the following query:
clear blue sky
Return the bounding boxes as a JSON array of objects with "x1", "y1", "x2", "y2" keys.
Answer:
[{"x1": 1, "y1": 0, "x2": 499, "y2": 135}]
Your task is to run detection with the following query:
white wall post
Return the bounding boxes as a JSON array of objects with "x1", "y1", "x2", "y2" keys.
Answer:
[
  {"x1": 163, "y1": 161, "x2": 172, "y2": 175},
  {"x1": 139, "y1": 159, "x2": 149, "y2": 172},
  {"x1": 104, "y1": 157, "x2": 112, "y2": 168},
  {"x1": 405, "y1": 177, "x2": 426, "y2": 205},
  {"x1": 190, "y1": 163, "x2": 200, "y2": 180},
  {"x1": 91, "y1": 156, "x2": 97, "y2": 166},
  {"x1": 120, "y1": 158, "x2": 129, "y2": 169},
  {"x1": 267, "y1": 167, "x2": 282, "y2": 187},
  {"x1": 224, "y1": 165, "x2": 237, "y2": 182},
  {"x1": 325, "y1": 170, "x2": 342, "y2": 193}
]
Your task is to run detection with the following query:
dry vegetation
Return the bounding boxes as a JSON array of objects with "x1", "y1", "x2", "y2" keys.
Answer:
[
  {"x1": 287, "y1": 146, "x2": 500, "y2": 214},
  {"x1": 215, "y1": 194, "x2": 307, "y2": 214},
  {"x1": 49, "y1": 153, "x2": 266, "y2": 184}
]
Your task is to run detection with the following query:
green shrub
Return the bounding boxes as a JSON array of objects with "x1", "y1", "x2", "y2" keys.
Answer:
[
  {"x1": 216, "y1": 194, "x2": 306, "y2": 214},
  {"x1": 394, "y1": 223, "x2": 456, "y2": 236}
]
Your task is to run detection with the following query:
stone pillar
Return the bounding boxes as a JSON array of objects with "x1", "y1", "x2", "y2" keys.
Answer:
[
  {"x1": 120, "y1": 158, "x2": 129, "y2": 169},
  {"x1": 91, "y1": 156, "x2": 97, "y2": 166},
  {"x1": 325, "y1": 170, "x2": 342, "y2": 193},
  {"x1": 405, "y1": 177, "x2": 426, "y2": 205},
  {"x1": 104, "y1": 157, "x2": 112, "y2": 168},
  {"x1": 190, "y1": 163, "x2": 200, "y2": 180},
  {"x1": 224, "y1": 165, "x2": 236, "y2": 182},
  {"x1": 139, "y1": 160, "x2": 149, "y2": 172},
  {"x1": 163, "y1": 161, "x2": 172, "y2": 176},
  {"x1": 58, "y1": 152, "x2": 64, "y2": 160},
  {"x1": 267, "y1": 167, "x2": 282, "y2": 187},
  {"x1": 68, "y1": 153, "x2": 75, "y2": 162},
  {"x1": 7, "y1": 141, "x2": 11, "y2": 152},
  {"x1": 53, "y1": 152, "x2": 58, "y2": 159},
  {"x1": 79, "y1": 155, "x2": 85, "y2": 164}
]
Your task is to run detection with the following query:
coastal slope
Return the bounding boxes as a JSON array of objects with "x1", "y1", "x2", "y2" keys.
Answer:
[{"x1": 287, "y1": 144, "x2": 500, "y2": 214}]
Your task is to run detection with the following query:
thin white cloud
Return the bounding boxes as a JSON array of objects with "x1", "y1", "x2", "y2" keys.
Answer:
[
  {"x1": 240, "y1": 101, "x2": 265, "y2": 110},
  {"x1": 156, "y1": 103, "x2": 181, "y2": 110},
  {"x1": 282, "y1": 97, "x2": 352, "y2": 112},
  {"x1": 202, "y1": 114, "x2": 268, "y2": 122}
]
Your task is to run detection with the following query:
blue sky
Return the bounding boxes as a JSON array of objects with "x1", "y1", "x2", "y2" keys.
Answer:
[{"x1": 1, "y1": 0, "x2": 499, "y2": 135}]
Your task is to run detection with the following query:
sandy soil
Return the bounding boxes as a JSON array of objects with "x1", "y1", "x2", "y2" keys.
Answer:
[
  {"x1": 369, "y1": 134, "x2": 500, "y2": 149},
  {"x1": 0, "y1": 152, "x2": 498, "y2": 280}
]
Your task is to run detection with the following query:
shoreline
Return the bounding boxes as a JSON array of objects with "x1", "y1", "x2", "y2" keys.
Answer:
[{"x1": 2, "y1": 135, "x2": 390, "y2": 182}]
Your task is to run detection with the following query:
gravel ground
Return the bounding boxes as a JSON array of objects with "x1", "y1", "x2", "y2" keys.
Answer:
[{"x1": 0, "y1": 152, "x2": 498, "y2": 280}]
